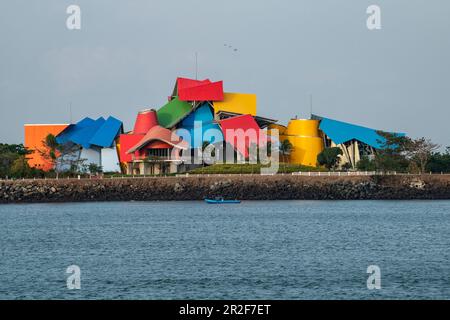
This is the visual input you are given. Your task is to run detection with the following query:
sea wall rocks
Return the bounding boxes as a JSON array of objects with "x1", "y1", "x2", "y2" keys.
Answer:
[{"x1": 1, "y1": 175, "x2": 450, "y2": 203}]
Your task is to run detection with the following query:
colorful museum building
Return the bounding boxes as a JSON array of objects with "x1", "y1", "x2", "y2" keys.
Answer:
[{"x1": 24, "y1": 77, "x2": 403, "y2": 174}]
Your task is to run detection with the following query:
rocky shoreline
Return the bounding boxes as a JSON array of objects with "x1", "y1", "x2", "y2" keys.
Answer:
[{"x1": 1, "y1": 175, "x2": 450, "y2": 203}]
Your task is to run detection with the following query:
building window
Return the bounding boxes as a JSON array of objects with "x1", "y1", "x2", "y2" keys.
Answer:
[{"x1": 148, "y1": 148, "x2": 170, "y2": 159}]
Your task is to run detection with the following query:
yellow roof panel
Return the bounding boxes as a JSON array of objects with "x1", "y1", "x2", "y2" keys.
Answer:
[{"x1": 213, "y1": 92, "x2": 257, "y2": 116}]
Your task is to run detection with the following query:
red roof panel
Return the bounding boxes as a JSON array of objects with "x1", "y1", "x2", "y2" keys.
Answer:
[
  {"x1": 176, "y1": 77, "x2": 224, "y2": 102},
  {"x1": 219, "y1": 114, "x2": 268, "y2": 158},
  {"x1": 119, "y1": 134, "x2": 144, "y2": 163},
  {"x1": 133, "y1": 109, "x2": 158, "y2": 135}
]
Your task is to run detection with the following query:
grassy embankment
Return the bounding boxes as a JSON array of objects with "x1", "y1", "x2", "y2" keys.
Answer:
[{"x1": 188, "y1": 163, "x2": 326, "y2": 174}]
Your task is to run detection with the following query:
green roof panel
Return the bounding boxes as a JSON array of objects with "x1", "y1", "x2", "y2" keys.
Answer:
[{"x1": 156, "y1": 97, "x2": 193, "y2": 129}]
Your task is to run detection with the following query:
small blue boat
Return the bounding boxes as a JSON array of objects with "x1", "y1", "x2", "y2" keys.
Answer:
[{"x1": 205, "y1": 198, "x2": 241, "y2": 204}]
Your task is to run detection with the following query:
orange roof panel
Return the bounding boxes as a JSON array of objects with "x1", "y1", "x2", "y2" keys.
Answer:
[{"x1": 24, "y1": 124, "x2": 69, "y2": 171}]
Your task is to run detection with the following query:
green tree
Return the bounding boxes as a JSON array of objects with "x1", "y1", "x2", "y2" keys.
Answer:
[
  {"x1": 317, "y1": 147, "x2": 343, "y2": 170},
  {"x1": 406, "y1": 137, "x2": 440, "y2": 173},
  {"x1": 357, "y1": 156, "x2": 377, "y2": 171},
  {"x1": 0, "y1": 150, "x2": 18, "y2": 178},
  {"x1": 10, "y1": 155, "x2": 32, "y2": 178},
  {"x1": 375, "y1": 131, "x2": 410, "y2": 172},
  {"x1": 376, "y1": 132, "x2": 440, "y2": 173},
  {"x1": 88, "y1": 163, "x2": 103, "y2": 175},
  {"x1": 426, "y1": 147, "x2": 450, "y2": 173},
  {"x1": 0, "y1": 143, "x2": 29, "y2": 155},
  {"x1": 0, "y1": 143, "x2": 32, "y2": 178}
]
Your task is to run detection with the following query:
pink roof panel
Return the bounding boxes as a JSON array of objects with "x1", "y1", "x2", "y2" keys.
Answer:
[{"x1": 127, "y1": 125, "x2": 188, "y2": 154}]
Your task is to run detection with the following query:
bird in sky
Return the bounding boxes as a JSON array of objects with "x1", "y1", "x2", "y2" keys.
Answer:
[{"x1": 224, "y1": 43, "x2": 238, "y2": 52}]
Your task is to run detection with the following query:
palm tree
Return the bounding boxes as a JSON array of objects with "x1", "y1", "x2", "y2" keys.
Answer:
[
  {"x1": 279, "y1": 139, "x2": 293, "y2": 170},
  {"x1": 39, "y1": 134, "x2": 60, "y2": 178}
]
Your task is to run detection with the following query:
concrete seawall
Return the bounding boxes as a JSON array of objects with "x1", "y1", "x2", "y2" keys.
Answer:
[{"x1": 1, "y1": 175, "x2": 450, "y2": 203}]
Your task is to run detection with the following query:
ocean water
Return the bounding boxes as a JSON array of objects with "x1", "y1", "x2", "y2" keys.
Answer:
[{"x1": 1, "y1": 200, "x2": 450, "y2": 300}]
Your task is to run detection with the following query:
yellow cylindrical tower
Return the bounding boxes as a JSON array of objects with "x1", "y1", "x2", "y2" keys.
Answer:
[{"x1": 285, "y1": 119, "x2": 324, "y2": 167}]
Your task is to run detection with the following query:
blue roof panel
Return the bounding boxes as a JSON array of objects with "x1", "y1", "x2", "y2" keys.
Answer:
[
  {"x1": 89, "y1": 116, "x2": 123, "y2": 148},
  {"x1": 315, "y1": 115, "x2": 404, "y2": 149},
  {"x1": 56, "y1": 117, "x2": 95, "y2": 144},
  {"x1": 177, "y1": 104, "x2": 223, "y2": 148},
  {"x1": 69, "y1": 117, "x2": 106, "y2": 149},
  {"x1": 75, "y1": 117, "x2": 96, "y2": 128},
  {"x1": 179, "y1": 104, "x2": 214, "y2": 128}
]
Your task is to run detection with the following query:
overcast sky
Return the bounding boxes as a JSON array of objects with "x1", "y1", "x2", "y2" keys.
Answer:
[{"x1": 0, "y1": 0, "x2": 449, "y2": 147}]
